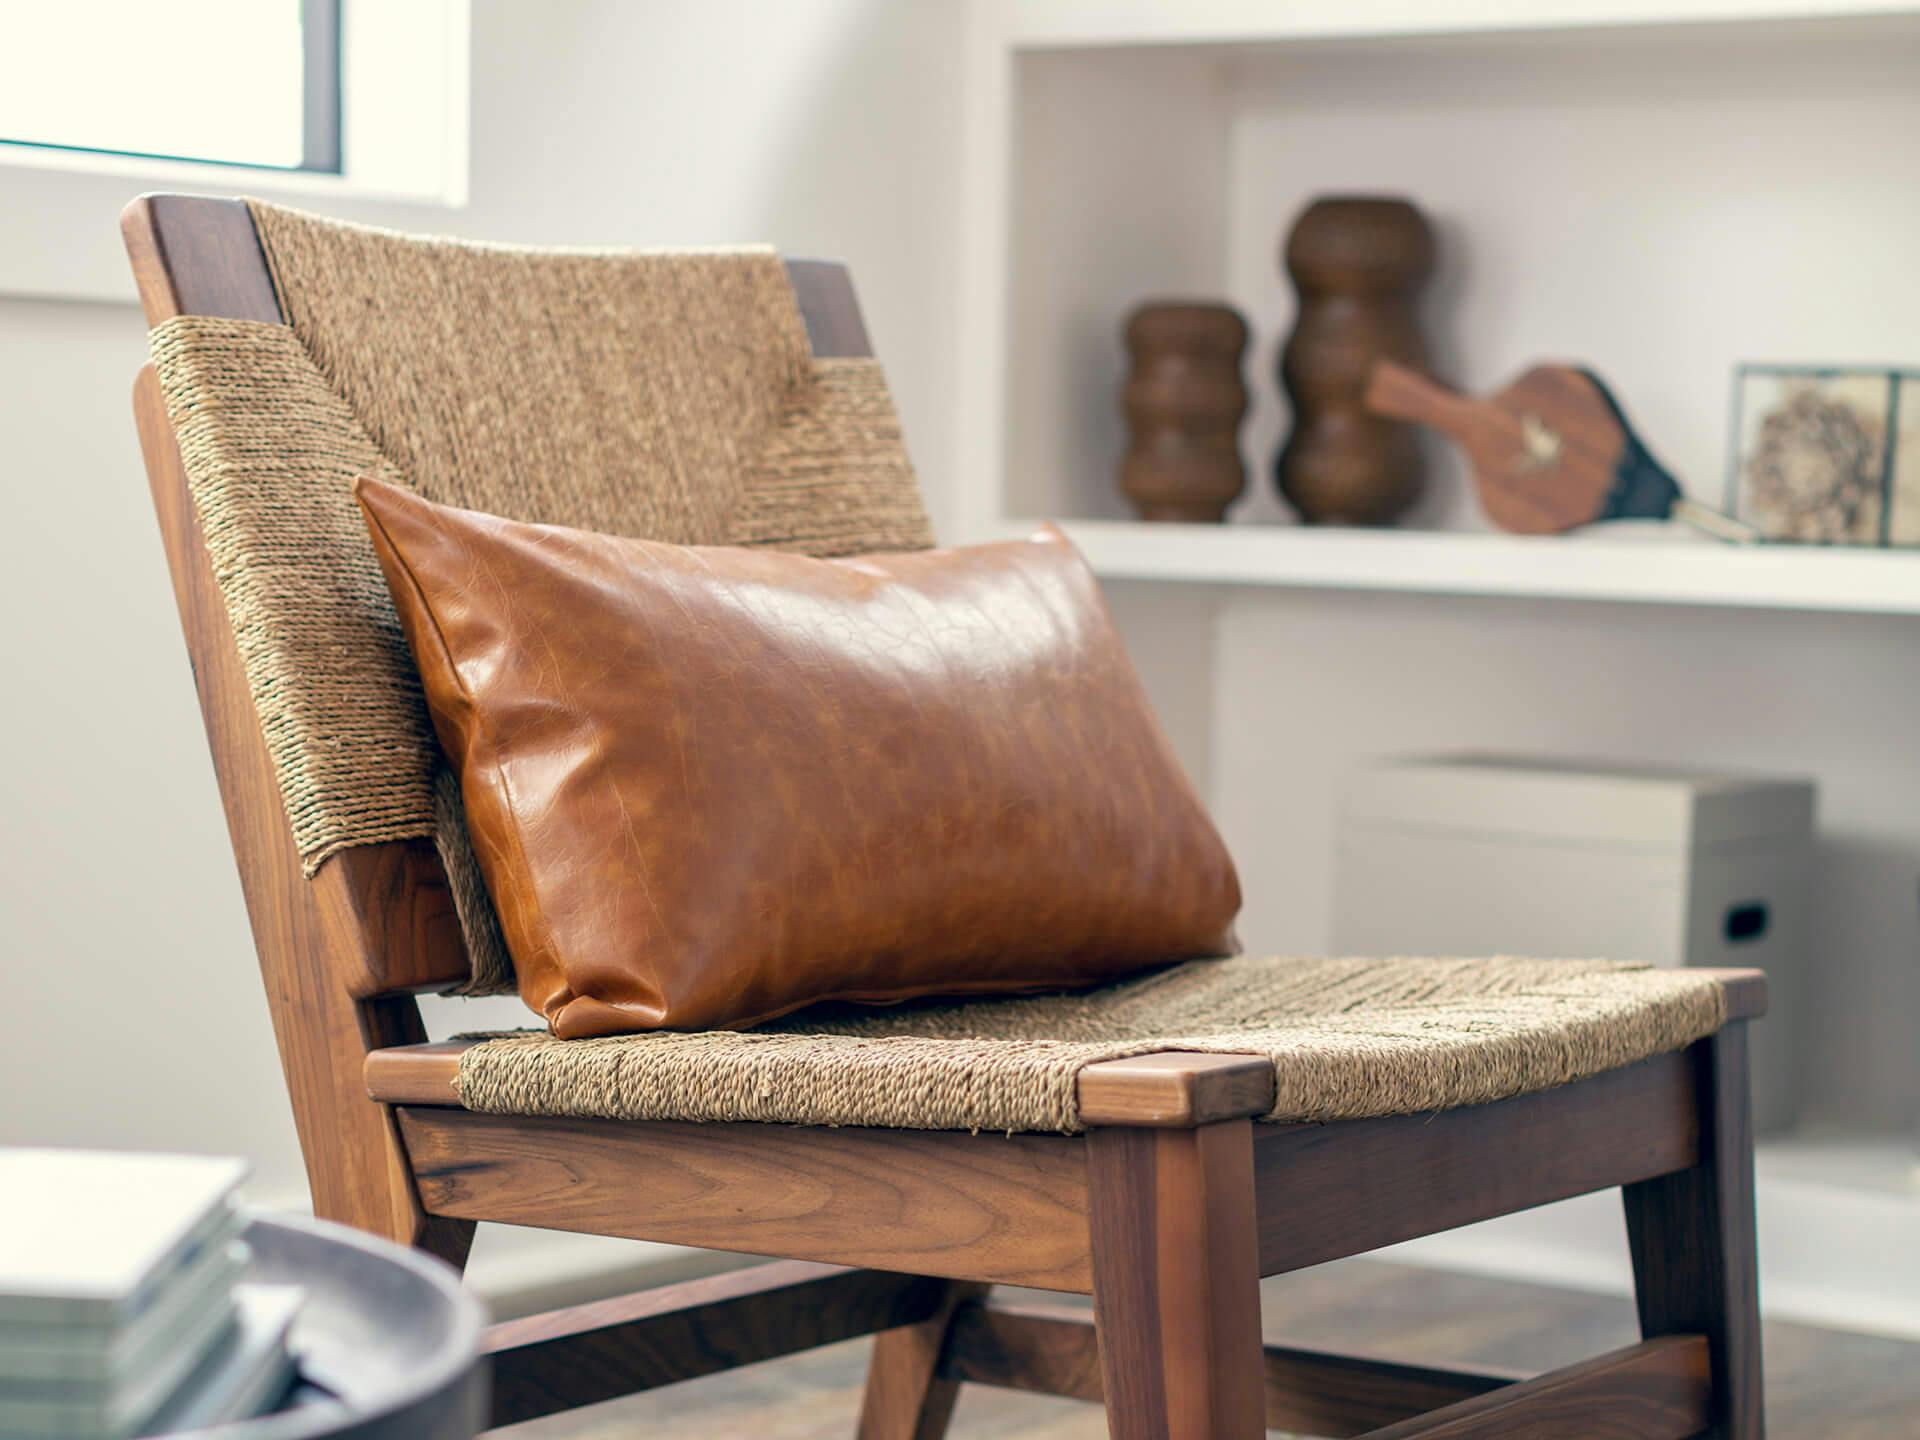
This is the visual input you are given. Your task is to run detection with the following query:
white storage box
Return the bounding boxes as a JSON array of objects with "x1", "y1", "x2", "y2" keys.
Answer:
[{"x1": 1334, "y1": 756, "x2": 1814, "y2": 1132}]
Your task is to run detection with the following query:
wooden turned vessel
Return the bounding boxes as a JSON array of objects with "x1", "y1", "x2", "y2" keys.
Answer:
[
  {"x1": 1119, "y1": 302, "x2": 1250, "y2": 523},
  {"x1": 1276, "y1": 196, "x2": 1435, "y2": 525}
]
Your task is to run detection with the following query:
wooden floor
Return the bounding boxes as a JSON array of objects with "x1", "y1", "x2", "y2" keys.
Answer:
[{"x1": 499, "y1": 1258, "x2": 1920, "y2": 1438}]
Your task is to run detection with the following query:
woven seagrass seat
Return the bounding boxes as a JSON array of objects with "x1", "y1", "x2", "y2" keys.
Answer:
[
  {"x1": 434, "y1": 955, "x2": 1728, "y2": 1133},
  {"x1": 126, "y1": 194, "x2": 1767, "y2": 1440}
]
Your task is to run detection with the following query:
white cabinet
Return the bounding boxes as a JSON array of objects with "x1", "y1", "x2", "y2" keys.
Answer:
[{"x1": 1334, "y1": 756, "x2": 1813, "y2": 1129}]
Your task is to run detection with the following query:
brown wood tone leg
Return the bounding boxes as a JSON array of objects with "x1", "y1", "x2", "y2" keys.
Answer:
[
  {"x1": 856, "y1": 1281, "x2": 986, "y2": 1440},
  {"x1": 1623, "y1": 1024, "x2": 1764, "y2": 1440},
  {"x1": 1087, "y1": 1120, "x2": 1265, "y2": 1440}
]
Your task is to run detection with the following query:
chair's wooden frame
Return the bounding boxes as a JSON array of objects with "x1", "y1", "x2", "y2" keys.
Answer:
[{"x1": 124, "y1": 192, "x2": 1767, "y2": 1440}]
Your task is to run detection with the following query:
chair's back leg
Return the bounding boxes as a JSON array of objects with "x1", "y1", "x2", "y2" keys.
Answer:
[
  {"x1": 1622, "y1": 1023, "x2": 1765, "y2": 1440},
  {"x1": 1086, "y1": 1120, "x2": 1266, "y2": 1440},
  {"x1": 856, "y1": 1281, "x2": 986, "y2": 1440}
]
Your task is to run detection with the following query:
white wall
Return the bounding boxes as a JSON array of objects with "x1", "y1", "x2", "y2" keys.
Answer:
[{"x1": 0, "y1": 0, "x2": 967, "y2": 1299}]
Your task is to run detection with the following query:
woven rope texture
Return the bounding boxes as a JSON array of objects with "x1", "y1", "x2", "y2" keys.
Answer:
[
  {"x1": 148, "y1": 202, "x2": 931, "y2": 992},
  {"x1": 454, "y1": 955, "x2": 1727, "y2": 1132}
]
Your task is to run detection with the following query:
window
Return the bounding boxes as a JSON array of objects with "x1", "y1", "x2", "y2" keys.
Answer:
[
  {"x1": 0, "y1": 2, "x2": 340, "y2": 173},
  {"x1": 0, "y1": 1, "x2": 467, "y2": 301}
]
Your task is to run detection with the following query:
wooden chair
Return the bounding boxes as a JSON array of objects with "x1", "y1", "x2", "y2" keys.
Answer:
[{"x1": 123, "y1": 193, "x2": 1765, "y2": 1440}]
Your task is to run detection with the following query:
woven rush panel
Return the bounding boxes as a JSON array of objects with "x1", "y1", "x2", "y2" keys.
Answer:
[
  {"x1": 148, "y1": 201, "x2": 933, "y2": 994},
  {"x1": 453, "y1": 955, "x2": 1728, "y2": 1132},
  {"x1": 248, "y1": 202, "x2": 930, "y2": 555}
]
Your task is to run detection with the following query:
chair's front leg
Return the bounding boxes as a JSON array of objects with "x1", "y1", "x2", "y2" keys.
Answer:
[
  {"x1": 1087, "y1": 1118, "x2": 1267, "y2": 1439},
  {"x1": 1622, "y1": 1022, "x2": 1765, "y2": 1440}
]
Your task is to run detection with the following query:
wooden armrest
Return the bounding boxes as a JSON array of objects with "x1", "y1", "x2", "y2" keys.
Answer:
[
  {"x1": 1076, "y1": 1052, "x2": 1273, "y2": 1128},
  {"x1": 375, "y1": 1041, "x2": 1278, "y2": 1129},
  {"x1": 366, "y1": 1039, "x2": 473, "y2": 1106},
  {"x1": 373, "y1": 968, "x2": 1754, "y2": 1123},
  {"x1": 1696, "y1": 967, "x2": 1768, "y2": 1022}
]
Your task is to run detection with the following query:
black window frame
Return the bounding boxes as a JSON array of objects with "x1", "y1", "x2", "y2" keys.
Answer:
[
  {"x1": 0, "y1": 0, "x2": 342, "y2": 175},
  {"x1": 300, "y1": 0, "x2": 343, "y2": 174}
]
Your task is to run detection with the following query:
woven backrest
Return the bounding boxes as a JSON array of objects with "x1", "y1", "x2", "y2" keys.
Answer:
[{"x1": 148, "y1": 201, "x2": 933, "y2": 993}]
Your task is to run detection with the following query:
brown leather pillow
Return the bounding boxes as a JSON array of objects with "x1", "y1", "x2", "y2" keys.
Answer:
[{"x1": 354, "y1": 477, "x2": 1240, "y2": 1037}]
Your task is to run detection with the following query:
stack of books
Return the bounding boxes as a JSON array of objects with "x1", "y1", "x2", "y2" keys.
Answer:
[{"x1": 0, "y1": 1151, "x2": 302, "y2": 1439}]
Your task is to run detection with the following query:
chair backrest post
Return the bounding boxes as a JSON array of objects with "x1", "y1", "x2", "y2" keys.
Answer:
[
  {"x1": 132, "y1": 349, "x2": 464, "y2": 1260},
  {"x1": 122, "y1": 194, "x2": 880, "y2": 1260},
  {"x1": 125, "y1": 197, "x2": 481, "y2": 1264}
]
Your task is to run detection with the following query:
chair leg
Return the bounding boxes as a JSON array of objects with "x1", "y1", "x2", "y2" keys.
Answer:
[
  {"x1": 1086, "y1": 1119, "x2": 1266, "y2": 1440},
  {"x1": 856, "y1": 1280, "x2": 985, "y2": 1440},
  {"x1": 1623, "y1": 1022, "x2": 1765, "y2": 1440}
]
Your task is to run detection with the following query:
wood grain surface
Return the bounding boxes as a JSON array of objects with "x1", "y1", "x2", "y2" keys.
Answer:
[
  {"x1": 134, "y1": 366, "x2": 470, "y2": 1264},
  {"x1": 123, "y1": 194, "x2": 282, "y2": 326},
  {"x1": 398, "y1": 1107, "x2": 1094, "y2": 1291},
  {"x1": 938, "y1": 1296, "x2": 1523, "y2": 1434},
  {"x1": 1354, "y1": 1336, "x2": 1710, "y2": 1440},
  {"x1": 857, "y1": 1281, "x2": 987, "y2": 1440},
  {"x1": 1086, "y1": 1120, "x2": 1266, "y2": 1438},
  {"x1": 785, "y1": 258, "x2": 876, "y2": 359},
  {"x1": 485, "y1": 1261, "x2": 946, "y2": 1429},
  {"x1": 1076, "y1": 1052, "x2": 1274, "y2": 1128},
  {"x1": 1624, "y1": 1022, "x2": 1765, "y2": 1440},
  {"x1": 1254, "y1": 1047, "x2": 1702, "y2": 1276},
  {"x1": 494, "y1": 1260, "x2": 1916, "y2": 1438}
]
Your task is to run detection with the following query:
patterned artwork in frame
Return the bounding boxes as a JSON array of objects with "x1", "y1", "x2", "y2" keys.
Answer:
[{"x1": 1727, "y1": 365, "x2": 1920, "y2": 546}]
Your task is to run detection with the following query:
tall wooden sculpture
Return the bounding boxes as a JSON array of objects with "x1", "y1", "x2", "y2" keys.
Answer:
[{"x1": 1275, "y1": 196, "x2": 1434, "y2": 525}]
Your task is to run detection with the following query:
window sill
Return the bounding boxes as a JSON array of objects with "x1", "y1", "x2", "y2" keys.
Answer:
[
  {"x1": 0, "y1": 155, "x2": 459, "y2": 310},
  {"x1": 0, "y1": 143, "x2": 463, "y2": 206}
]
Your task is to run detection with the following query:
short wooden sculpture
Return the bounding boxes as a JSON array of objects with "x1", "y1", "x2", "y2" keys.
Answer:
[
  {"x1": 1276, "y1": 196, "x2": 1434, "y2": 526},
  {"x1": 1119, "y1": 302, "x2": 1249, "y2": 522},
  {"x1": 1366, "y1": 360, "x2": 1751, "y2": 538}
]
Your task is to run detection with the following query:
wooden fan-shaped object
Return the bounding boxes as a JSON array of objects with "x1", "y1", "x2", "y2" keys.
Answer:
[{"x1": 1366, "y1": 360, "x2": 1750, "y2": 539}]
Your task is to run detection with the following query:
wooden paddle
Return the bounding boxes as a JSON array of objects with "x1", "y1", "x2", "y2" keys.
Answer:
[{"x1": 1365, "y1": 360, "x2": 1751, "y2": 540}]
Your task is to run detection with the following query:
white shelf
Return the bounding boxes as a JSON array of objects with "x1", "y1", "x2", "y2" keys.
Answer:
[
  {"x1": 965, "y1": 2, "x2": 1920, "y2": 558},
  {"x1": 1002, "y1": 0, "x2": 1920, "y2": 49},
  {"x1": 1053, "y1": 519, "x2": 1920, "y2": 615}
]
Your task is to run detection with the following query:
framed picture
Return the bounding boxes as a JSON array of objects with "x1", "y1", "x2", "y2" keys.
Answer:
[{"x1": 1727, "y1": 365, "x2": 1920, "y2": 547}]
